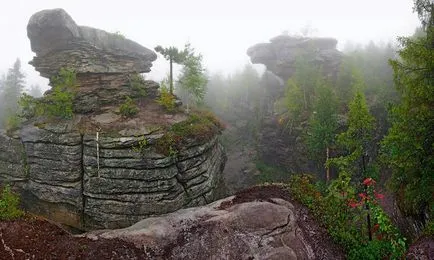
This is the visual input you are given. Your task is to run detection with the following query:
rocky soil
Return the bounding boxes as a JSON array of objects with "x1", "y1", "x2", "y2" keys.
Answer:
[{"x1": 0, "y1": 216, "x2": 146, "y2": 259}]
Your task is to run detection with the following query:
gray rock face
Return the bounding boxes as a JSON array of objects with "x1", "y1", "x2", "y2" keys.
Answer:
[
  {"x1": 0, "y1": 122, "x2": 226, "y2": 230},
  {"x1": 247, "y1": 35, "x2": 342, "y2": 82},
  {"x1": 0, "y1": 131, "x2": 27, "y2": 185},
  {"x1": 84, "y1": 195, "x2": 344, "y2": 259},
  {"x1": 27, "y1": 8, "x2": 157, "y2": 78}
]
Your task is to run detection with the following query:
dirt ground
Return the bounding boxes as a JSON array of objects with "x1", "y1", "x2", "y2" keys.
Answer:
[{"x1": 0, "y1": 216, "x2": 146, "y2": 260}]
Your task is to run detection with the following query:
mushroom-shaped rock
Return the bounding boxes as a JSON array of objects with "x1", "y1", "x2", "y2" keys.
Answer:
[
  {"x1": 247, "y1": 35, "x2": 342, "y2": 81},
  {"x1": 27, "y1": 8, "x2": 157, "y2": 78}
]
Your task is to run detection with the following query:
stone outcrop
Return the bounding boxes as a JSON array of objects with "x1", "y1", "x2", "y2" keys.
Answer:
[
  {"x1": 245, "y1": 35, "x2": 343, "y2": 173},
  {"x1": 247, "y1": 35, "x2": 342, "y2": 82},
  {"x1": 27, "y1": 8, "x2": 156, "y2": 78},
  {"x1": 83, "y1": 186, "x2": 345, "y2": 259},
  {"x1": 0, "y1": 8, "x2": 226, "y2": 231},
  {"x1": 27, "y1": 8, "x2": 160, "y2": 114},
  {"x1": 1, "y1": 120, "x2": 226, "y2": 230}
]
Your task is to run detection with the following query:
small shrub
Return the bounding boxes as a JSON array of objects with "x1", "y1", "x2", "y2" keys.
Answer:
[
  {"x1": 129, "y1": 73, "x2": 147, "y2": 97},
  {"x1": 18, "y1": 93, "x2": 42, "y2": 120},
  {"x1": 157, "y1": 84, "x2": 176, "y2": 111},
  {"x1": 348, "y1": 240, "x2": 392, "y2": 260},
  {"x1": 44, "y1": 68, "x2": 78, "y2": 119},
  {"x1": 18, "y1": 68, "x2": 77, "y2": 120},
  {"x1": 5, "y1": 113, "x2": 21, "y2": 132},
  {"x1": 132, "y1": 136, "x2": 148, "y2": 154},
  {"x1": 119, "y1": 96, "x2": 139, "y2": 117},
  {"x1": 0, "y1": 185, "x2": 24, "y2": 220}
]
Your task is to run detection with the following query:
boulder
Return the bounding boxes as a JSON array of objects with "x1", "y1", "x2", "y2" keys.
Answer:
[{"x1": 84, "y1": 186, "x2": 345, "y2": 259}]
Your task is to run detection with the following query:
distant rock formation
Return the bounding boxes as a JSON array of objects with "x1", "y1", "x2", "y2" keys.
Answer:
[
  {"x1": 247, "y1": 35, "x2": 342, "y2": 82},
  {"x1": 0, "y1": 9, "x2": 226, "y2": 231},
  {"x1": 246, "y1": 35, "x2": 343, "y2": 173}
]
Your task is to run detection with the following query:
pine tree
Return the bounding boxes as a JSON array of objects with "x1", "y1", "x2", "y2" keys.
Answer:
[
  {"x1": 382, "y1": 0, "x2": 433, "y2": 217},
  {"x1": 1, "y1": 59, "x2": 26, "y2": 127},
  {"x1": 154, "y1": 44, "x2": 190, "y2": 94},
  {"x1": 328, "y1": 90, "x2": 375, "y2": 181}
]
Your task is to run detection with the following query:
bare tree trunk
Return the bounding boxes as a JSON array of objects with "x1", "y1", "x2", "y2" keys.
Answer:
[
  {"x1": 362, "y1": 154, "x2": 372, "y2": 241},
  {"x1": 326, "y1": 147, "x2": 330, "y2": 182},
  {"x1": 169, "y1": 58, "x2": 173, "y2": 94}
]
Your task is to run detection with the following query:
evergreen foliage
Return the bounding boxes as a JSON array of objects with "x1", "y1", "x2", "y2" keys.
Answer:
[{"x1": 381, "y1": 0, "x2": 434, "y2": 217}]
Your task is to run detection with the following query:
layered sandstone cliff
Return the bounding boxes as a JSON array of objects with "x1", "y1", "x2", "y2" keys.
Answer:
[{"x1": 0, "y1": 8, "x2": 226, "y2": 230}]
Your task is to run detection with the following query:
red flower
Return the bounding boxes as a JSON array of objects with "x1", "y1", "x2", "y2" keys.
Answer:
[
  {"x1": 358, "y1": 193, "x2": 368, "y2": 200},
  {"x1": 363, "y1": 178, "x2": 376, "y2": 186},
  {"x1": 347, "y1": 198, "x2": 363, "y2": 208},
  {"x1": 374, "y1": 192, "x2": 385, "y2": 200}
]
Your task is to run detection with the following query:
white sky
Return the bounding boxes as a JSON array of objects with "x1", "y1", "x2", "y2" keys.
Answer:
[{"x1": 0, "y1": 0, "x2": 420, "y2": 90}]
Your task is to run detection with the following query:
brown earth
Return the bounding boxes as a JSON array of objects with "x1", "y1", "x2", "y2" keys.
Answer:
[{"x1": 0, "y1": 216, "x2": 146, "y2": 260}]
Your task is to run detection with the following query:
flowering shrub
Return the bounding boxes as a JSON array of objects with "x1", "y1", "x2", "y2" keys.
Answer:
[
  {"x1": 288, "y1": 174, "x2": 407, "y2": 259},
  {"x1": 347, "y1": 178, "x2": 406, "y2": 259}
]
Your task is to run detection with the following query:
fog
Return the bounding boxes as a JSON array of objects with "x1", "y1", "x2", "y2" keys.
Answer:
[{"x1": 0, "y1": 0, "x2": 420, "y2": 90}]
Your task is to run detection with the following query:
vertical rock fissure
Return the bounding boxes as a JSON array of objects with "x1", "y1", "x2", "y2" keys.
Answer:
[{"x1": 80, "y1": 133, "x2": 85, "y2": 228}]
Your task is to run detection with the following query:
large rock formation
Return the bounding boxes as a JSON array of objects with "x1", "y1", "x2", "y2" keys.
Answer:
[
  {"x1": 247, "y1": 35, "x2": 342, "y2": 82},
  {"x1": 84, "y1": 185, "x2": 345, "y2": 259},
  {"x1": 27, "y1": 8, "x2": 157, "y2": 78},
  {"x1": 0, "y1": 9, "x2": 226, "y2": 231},
  {"x1": 246, "y1": 35, "x2": 343, "y2": 173}
]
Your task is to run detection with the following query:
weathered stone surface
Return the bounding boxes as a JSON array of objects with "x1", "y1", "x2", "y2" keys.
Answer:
[
  {"x1": 247, "y1": 35, "x2": 342, "y2": 82},
  {"x1": 0, "y1": 131, "x2": 27, "y2": 183},
  {"x1": 82, "y1": 131, "x2": 226, "y2": 229},
  {"x1": 0, "y1": 117, "x2": 225, "y2": 230},
  {"x1": 84, "y1": 196, "x2": 343, "y2": 259},
  {"x1": 73, "y1": 74, "x2": 159, "y2": 114},
  {"x1": 27, "y1": 8, "x2": 156, "y2": 78}
]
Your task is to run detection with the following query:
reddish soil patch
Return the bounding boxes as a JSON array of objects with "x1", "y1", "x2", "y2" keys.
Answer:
[
  {"x1": 0, "y1": 216, "x2": 147, "y2": 260},
  {"x1": 218, "y1": 184, "x2": 292, "y2": 210}
]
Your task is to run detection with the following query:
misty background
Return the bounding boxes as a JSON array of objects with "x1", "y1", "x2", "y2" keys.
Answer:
[{"x1": 0, "y1": 0, "x2": 420, "y2": 91}]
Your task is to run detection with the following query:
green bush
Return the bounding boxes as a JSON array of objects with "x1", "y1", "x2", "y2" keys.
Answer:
[
  {"x1": 16, "y1": 68, "x2": 77, "y2": 120},
  {"x1": 0, "y1": 185, "x2": 24, "y2": 220},
  {"x1": 288, "y1": 174, "x2": 407, "y2": 258},
  {"x1": 119, "y1": 96, "x2": 139, "y2": 117},
  {"x1": 44, "y1": 68, "x2": 77, "y2": 119},
  {"x1": 129, "y1": 73, "x2": 147, "y2": 97},
  {"x1": 348, "y1": 240, "x2": 392, "y2": 260},
  {"x1": 157, "y1": 84, "x2": 176, "y2": 111},
  {"x1": 5, "y1": 114, "x2": 21, "y2": 132}
]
